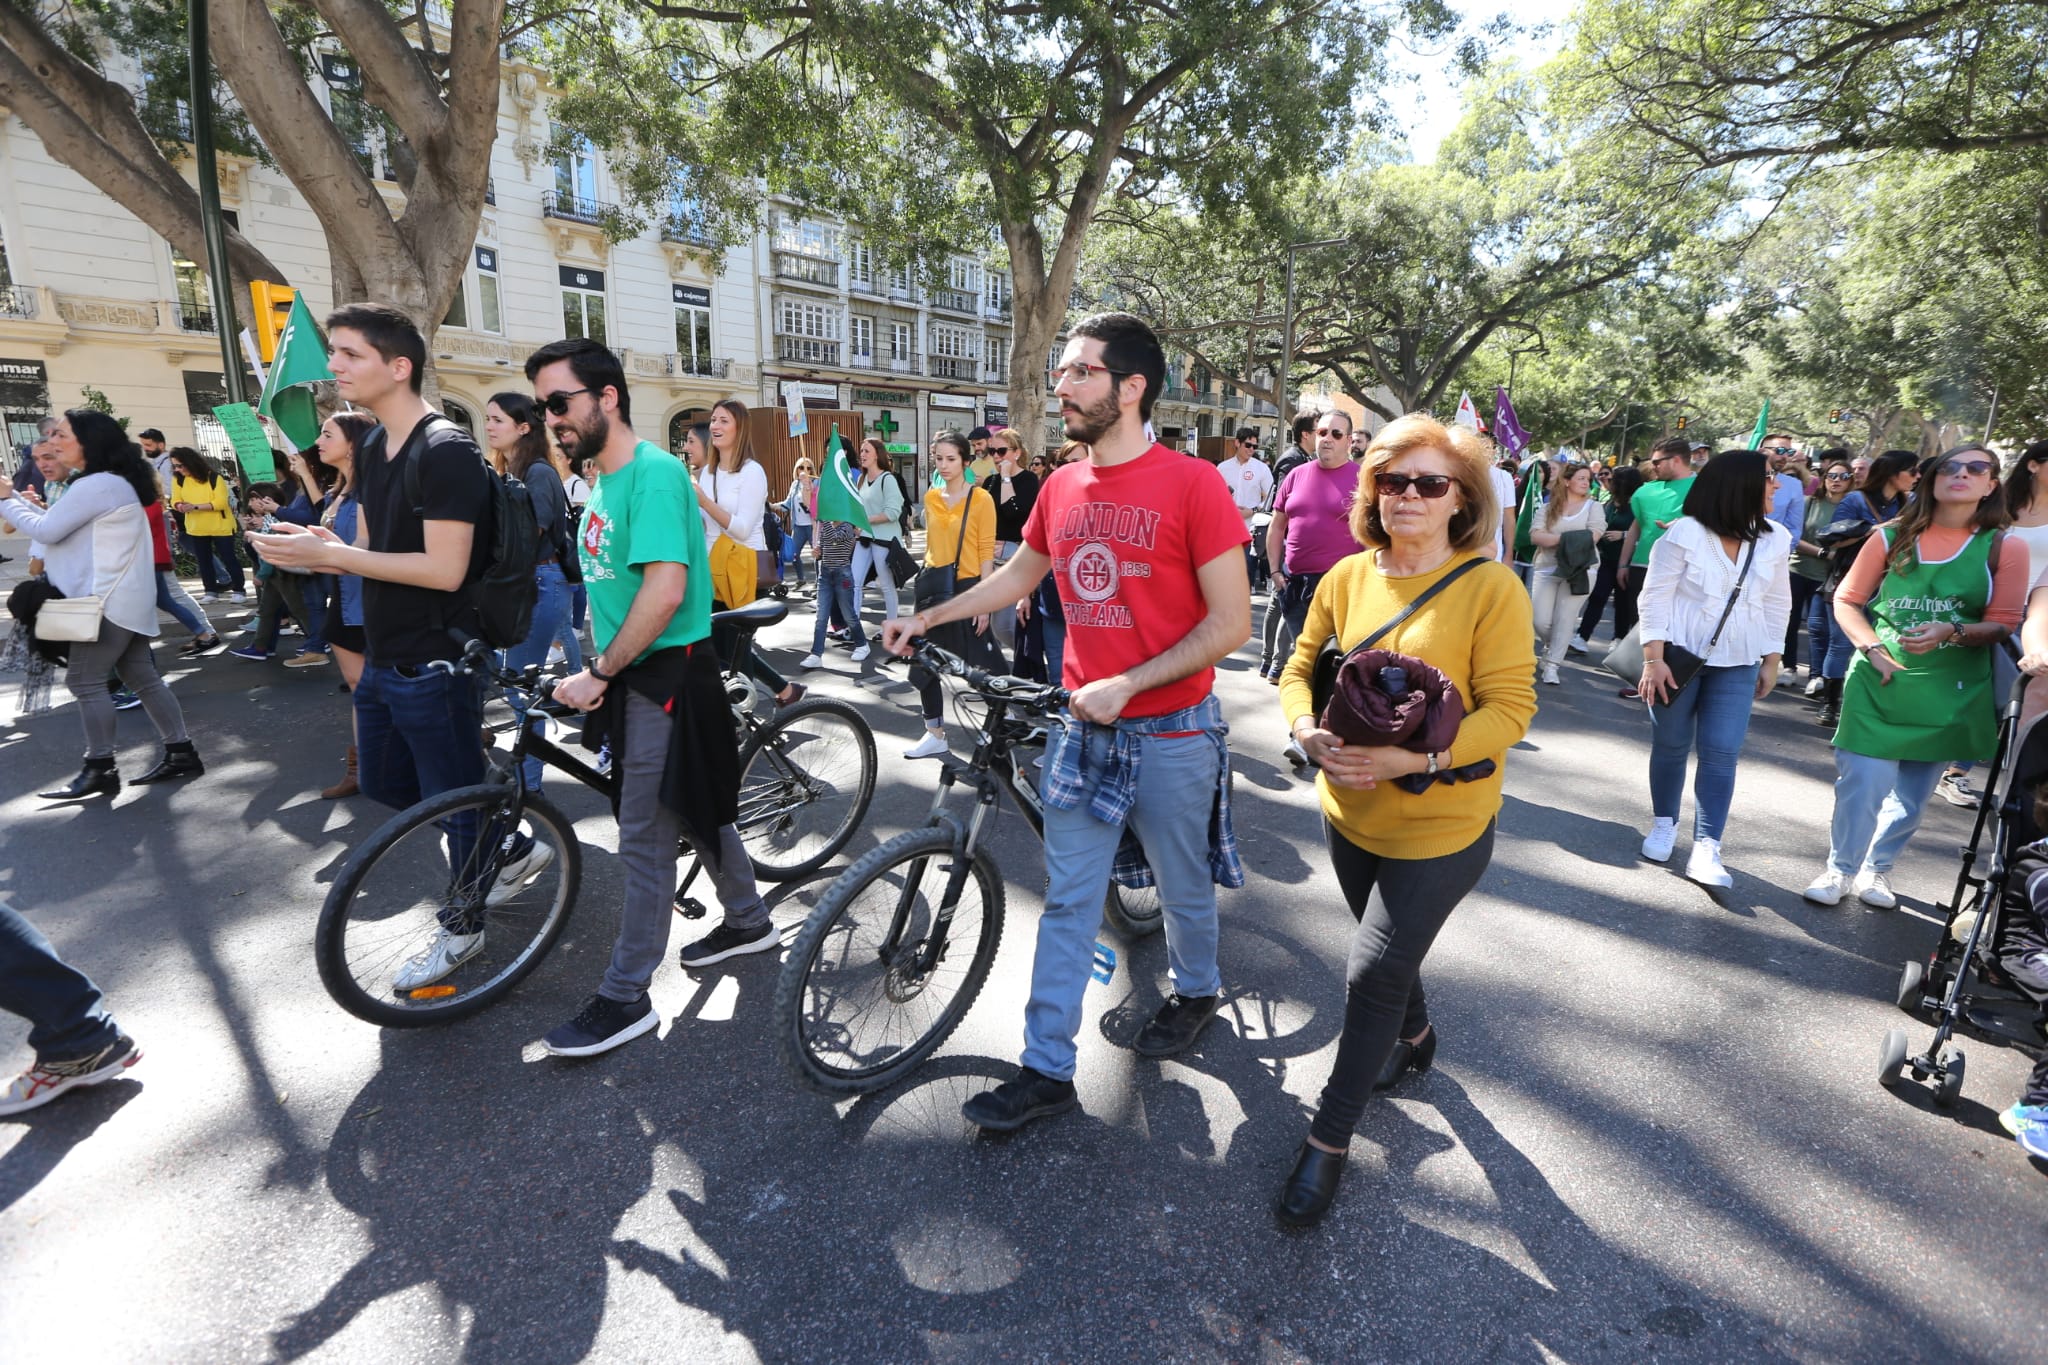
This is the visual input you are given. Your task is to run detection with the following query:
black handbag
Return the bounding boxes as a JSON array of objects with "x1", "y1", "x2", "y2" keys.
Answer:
[
  {"x1": 884, "y1": 537, "x2": 920, "y2": 589},
  {"x1": 1310, "y1": 559, "x2": 1486, "y2": 718},
  {"x1": 913, "y1": 487, "x2": 980, "y2": 613}
]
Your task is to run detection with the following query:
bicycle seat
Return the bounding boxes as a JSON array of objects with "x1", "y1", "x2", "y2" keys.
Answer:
[{"x1": 710, "y1": 598, "x2": 788, "y2": 630}]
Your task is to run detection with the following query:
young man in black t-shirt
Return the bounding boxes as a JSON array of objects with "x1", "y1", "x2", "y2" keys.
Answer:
[{"x1": 252, "y1": 303, "x2": 545, "y2": 990}]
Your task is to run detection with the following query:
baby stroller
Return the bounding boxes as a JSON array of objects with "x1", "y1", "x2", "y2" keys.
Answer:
[{"x1": 1881, "y1": 653, "x2": 2048, "y2": 1105}]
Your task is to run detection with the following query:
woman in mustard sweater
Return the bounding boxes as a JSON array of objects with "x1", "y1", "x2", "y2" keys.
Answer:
[
  {"x1": 168, "y1": 446, "x2": 245, "y2": 601},
  {"x1": 1275, "y1": 413, "x2": 1536, "y2": 1227}
]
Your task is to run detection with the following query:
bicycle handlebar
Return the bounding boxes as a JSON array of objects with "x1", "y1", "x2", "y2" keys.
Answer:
[
  {"x1": 428, "y1": 631, "x2": 559, "y2": 704},
  {"x1": 909, "y1": 639, "x2": 1070, "y2": 712}
]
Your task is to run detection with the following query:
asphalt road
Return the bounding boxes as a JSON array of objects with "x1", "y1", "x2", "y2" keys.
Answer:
[{"x1": 3, "y1": 573, "x2": 2045, "y2": 1363}]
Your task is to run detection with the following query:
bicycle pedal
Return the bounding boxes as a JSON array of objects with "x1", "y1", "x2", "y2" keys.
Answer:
[{"x1": 674, "y1": 896, "x2": 708, "y2": 920}]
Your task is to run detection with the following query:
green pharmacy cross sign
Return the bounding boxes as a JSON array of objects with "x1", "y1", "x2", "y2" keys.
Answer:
[{"x1": 872, "y1": 410, "x2": 901, "y2": 441}]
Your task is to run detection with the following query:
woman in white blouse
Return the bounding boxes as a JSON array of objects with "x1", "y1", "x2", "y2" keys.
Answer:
[
  {"x1": 699, "y1": 399, "x2": 801, "y2": 705},
  {"x1": 1634, "y1": 451, "x2": 1793, "y2": 888},
  {"x1": 1527, "y1": 463, "x2": 1607, "y2": 685},
  {"x1": 0, "y1": 410, "x2": 202, "y2": 798}
]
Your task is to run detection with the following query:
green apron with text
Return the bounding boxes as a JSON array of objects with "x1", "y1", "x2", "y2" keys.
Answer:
[{"x1": 1834, "y1": 527, "x2": 1997, "y2": 763}]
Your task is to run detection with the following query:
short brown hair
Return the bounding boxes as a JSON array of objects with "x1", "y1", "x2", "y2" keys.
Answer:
[{"x1": 1349, "y1": 414, "x2": 1495, "y2": 553}]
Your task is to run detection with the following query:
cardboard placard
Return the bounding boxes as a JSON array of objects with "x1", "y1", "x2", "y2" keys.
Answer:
[{"x1": 212, "y1": 402, "x2": 276, "y2": 483}]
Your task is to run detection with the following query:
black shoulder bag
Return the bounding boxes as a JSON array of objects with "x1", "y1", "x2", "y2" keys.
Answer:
[{"x1": 1309, "y1": 558, "x2": 1487, "y2": 717}]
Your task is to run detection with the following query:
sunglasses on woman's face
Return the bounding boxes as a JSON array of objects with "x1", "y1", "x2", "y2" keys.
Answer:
[
  {"x1": 1939, "y1": 459, "x2": 1995, "y2": 478},
  {"x1": 1824, "y1": 471, "x2": 1851, "y2": 481},
  {"x1": 1375, "y1": 472, "x2": 1454, "y2": 498},
  {"x1": 989, "y1": 445, "x2": 1010, "y2": 454}
]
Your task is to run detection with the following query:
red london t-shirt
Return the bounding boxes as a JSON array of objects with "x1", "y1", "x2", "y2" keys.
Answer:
[{"x1": 1023, "y1": 443, "x2": 1251, "y2": 718}]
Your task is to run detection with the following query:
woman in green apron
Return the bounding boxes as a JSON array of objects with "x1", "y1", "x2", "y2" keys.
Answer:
[{"x1": 1804, "y1": 447, "x2": 2027, "y2": 908}]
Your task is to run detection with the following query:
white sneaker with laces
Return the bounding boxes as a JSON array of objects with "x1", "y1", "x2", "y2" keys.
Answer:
[
  {"x1": 1539, "y1": 662, "x2": 1561, "y2": 685},
  {"x1": 1803, "y1": 868, "x2": 1850, "y2": 905},
  {"x1": 1641, "y1": 819, "x2": 1677, "y2": 863},
  {"x1": 850, "y1": 644, "x2": 871, "y2": 662},
  {"x1": 1855, "y1": 868, "x2": 1898, "y2": 909},
  {"x1": 904, "y1": 731, "x2": 949, "y2": 760},
  {"x1": 1804, "y1": 676, "x2": 1826, "y2": 697},
  {"x1": 800, "y1": 653, "x2": 825, "y2": 669},
  {"x1": 1685, "y1": 838, "x2": 1733, "y2": 888},
  {"x1": 546, "y1": 645, "x2": 567, "y2": 668},
  {"x1": 393, "y1": 926, "x2": 485, "y2": 990},
  {"x1": 1568, "y1": 635, "x2": 1589, "y2": 654},
  {"x1": 487, "y1": 841, "x2": 555, "y2": 907}
]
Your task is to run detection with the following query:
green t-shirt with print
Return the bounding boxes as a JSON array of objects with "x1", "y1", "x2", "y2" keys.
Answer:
[
  {"x1": 1629, "y1": 475, "x2": 1695, "y2": 566},
  {"x1": 577, "y1": 440, "x2": 711, "y2": 659}
]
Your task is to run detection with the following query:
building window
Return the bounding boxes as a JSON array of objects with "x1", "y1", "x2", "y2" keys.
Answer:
[
  {"x1": 0, "y1": 228, "x2": 13, "y2": 288},
  {"x1": 554, "y1": 130, "x2": 597, "y2": 204},
  {"x1": 779, "y1": 298, "x2": 841, "y2": 340},
  {"x1": 673, "y1": 284, "x2": 713, "y2": 374},
  {"x1": 848, "y1": 242, "x2": 875, "y2": 292},
  {"x1": 889, "y1": 321, "x2": 914, "y2": 371},
  {"x1": 848, "y1": 315, "x2": 874, "y2": 364},
  {"x1": 776, "y1": 216, "x2": 838, "y2": 259},
  {"x1": 559, "y1": 265, "x2": 607, "y2": 346},
  {"x1": 947, "y1": 258, "x2": 983, "y2": 295},
  {"x1": 930, "y1": 325, "x2": 977, "y2": 360},
  {"x1": 476, "y1": 247, "x2": 502, "y2": 334},
  {"x1": 984, "y1": 271, "x2": 1010, "y2": 315}
]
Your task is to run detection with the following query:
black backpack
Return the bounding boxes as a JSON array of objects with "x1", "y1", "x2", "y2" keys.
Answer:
[{"x1": 401, "y1": 417, "x2": 540, "y2": 649}]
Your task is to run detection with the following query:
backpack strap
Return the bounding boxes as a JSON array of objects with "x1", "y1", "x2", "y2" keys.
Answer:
[{"x1": 398, "y1": 413, "x2": 461, "y2": 516}]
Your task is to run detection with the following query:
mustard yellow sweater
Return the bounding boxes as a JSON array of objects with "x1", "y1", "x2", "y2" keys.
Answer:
[{"x1": 1278, "y1": 551, "x2": 1537, "y2": 858}]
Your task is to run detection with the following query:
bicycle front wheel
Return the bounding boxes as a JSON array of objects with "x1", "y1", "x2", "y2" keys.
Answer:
[
  {"x1": 735, "y1": 695, "x2": 877, "y2": 880},
  {"x1": 773, "y1": 827, "x2": 1004, "y2": 1094},
  {"x1": 315, "y1": 783, "x2": 583, "y2": 1027}
]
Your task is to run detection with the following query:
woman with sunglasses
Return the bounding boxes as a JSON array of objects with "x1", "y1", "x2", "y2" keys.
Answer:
[
  {"x1": 1811, "y1": 450, "x2": 1922, "y2": 727},
  {"x1": 1274, "y1": 415, "x2": 1534, "y2": 1227},
  {"x1": 1636, "y1": 452, "x2": 1794, "y2": 887},
  {"x1": 782, "y1": 458, "x2": 817, "y2": 588},
  {"x1": 1804, "y1": 448, "x2": 2024, "y2": 908},
  {"x1": 1790, "y1": 452, "x2": 1854, "y2": 699},
  {"x1": 987, "y1": 426, "x2": 1038, "y2": 655}
]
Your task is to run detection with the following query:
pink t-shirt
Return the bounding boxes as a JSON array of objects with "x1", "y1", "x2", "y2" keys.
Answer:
[
  {"x1": 1023, "y1": 443, "x2": 1250, "y2": 717},
  {"x1": 1273, "y1": 458, "x2": 1363, "y2": 574}
]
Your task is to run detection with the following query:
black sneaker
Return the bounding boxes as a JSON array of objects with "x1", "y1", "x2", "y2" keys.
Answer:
[
  {"x1": 1132, "y1": 992, "x2": 1221, "y2": 1058},
  {"x1": 961, "y1": 1067, "x2": 1078, "y2": 1132},
  {"x1": 544, "y1": 993, "x2": 658, "y2": 1057},
  {"x1": 678, "y1": 920, "x2": 779, "y2": 968}
]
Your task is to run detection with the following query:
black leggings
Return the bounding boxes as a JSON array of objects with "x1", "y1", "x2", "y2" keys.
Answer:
[{"x1": 1312, "y1": 819, "x2": 1496, "y2": 1148}]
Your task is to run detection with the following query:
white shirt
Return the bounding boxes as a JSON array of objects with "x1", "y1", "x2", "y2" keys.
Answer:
[
  {"x1": 1216, "y1": 455, "x2": 1274, "y2": 514},
  {"x1": 1489, "y1": 467, "x2": 1516, "y2": 561},
  {"x1": 0, "y1": 472, "x2": 158, "y2": 636},
  {"x1": 699, "y1": 459, "x2": 768, "y2": 551},
  {"x1": 1639, "y1": 517, "x2": 1794, "y2": 667},
  {"x1": 1530, "y1": 497, "x2": 1604, "y2": 573}
]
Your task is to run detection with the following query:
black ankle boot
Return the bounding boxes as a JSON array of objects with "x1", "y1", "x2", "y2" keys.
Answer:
[
  {"x1": 41, "y1": 757, "x2": 119, "y2": 801},
  {"x1": 132, "y1": 741, "x2": 205, "y2": 786},
  {"x1": 1817, "y1": 678, "x2": 1841, "y2": 729},
  {"x1": 1276, "y1": 1142, "x2": 1348, "y2": 1227},
  {"x1": 1372, "y1": 1023, "x2": 1439, "y2": 1092}
]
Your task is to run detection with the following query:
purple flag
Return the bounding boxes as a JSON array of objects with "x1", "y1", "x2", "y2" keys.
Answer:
[{"x1": 1494, "y1": 386, "x2": 1532, "y2": 459}]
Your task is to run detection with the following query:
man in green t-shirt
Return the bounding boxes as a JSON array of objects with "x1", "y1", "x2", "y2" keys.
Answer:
[
  {"x1": 1618, "y1": 435, "x2": 1697, "y2": 589},
  {"x1": 527, "y1": 338, "x2": 771, "y2": 1058}
]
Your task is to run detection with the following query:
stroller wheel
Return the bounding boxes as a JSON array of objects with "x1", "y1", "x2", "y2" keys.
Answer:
[
  {"x1": 1895, "y1": 960, "x2": 1928, "y2": 1014},
  {"x1": 1932, "y1": 1049, "x2": 1966, "y2": 1108},
  {"x1": 1878, "y1": 1028, "x2": 1910, "y2": 1088}
]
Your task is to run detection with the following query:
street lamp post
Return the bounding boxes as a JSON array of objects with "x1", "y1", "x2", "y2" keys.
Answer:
[
  {"x1": 1278, "y1": 237, "x2": 1346, "y2": 432},
  {"x1": 189, "y1": 0, "x2": 247, "y2": 405}
]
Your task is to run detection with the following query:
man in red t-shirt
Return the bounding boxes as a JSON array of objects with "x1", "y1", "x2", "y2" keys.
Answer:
[{"x1": 883, "y1": 312, "x2": 1250, "y2": 1132}]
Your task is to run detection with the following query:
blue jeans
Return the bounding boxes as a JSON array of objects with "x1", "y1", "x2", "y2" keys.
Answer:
[
  {"x1": 1647, "y1": 662, "x2": 1760, "y2": 841},
  {"x1": 788, "y1": 523, "x2": 811, "y2": 584},
  {"x1": 188, "y1": 534, "x2": 245, "y2": 595},
  {"x1": 155, "y1": 569, "x2": 210, "y2": 636},
  {"x1": 1023, "y1": 725, "x2": 1224, "y2": 1080},
  {"x1": 811, "y1": 563, "x2": 865, "y2": 654},
  {"x1": 502, "y1": 562, "x2": 583, "y2": 790},
  {"x1": 1828, "y1": 750, "x2": 1946, "y2": 876},
  {"x1": 1802, "y1": 582, "x2": 1831, "y2": 675},
  {"x1": 355, "y1": 663, "x2": 490, "y2": 925},
  {"x1": 1820, "y1": 594, "x2": 1856, "y2": 679},
  {"x1": 0, "y1": 897, "x2": 118, "y2": 1061}
]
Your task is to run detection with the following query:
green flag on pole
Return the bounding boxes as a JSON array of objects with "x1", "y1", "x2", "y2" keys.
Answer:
[
  {"x1": 1746, "y1": 398, "x2": 1772, "y2": 451},
  {"x1": 1513, "y1": 462, "x2": 1543, "y2": 560},
  {"x1": 256, "y1": 294, "x2": 332, "y2": 451},
  {"x1": 816, "y1": 425, "x2": 865, "y2": 524}
]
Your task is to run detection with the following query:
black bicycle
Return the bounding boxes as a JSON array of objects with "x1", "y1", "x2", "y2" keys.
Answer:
[
  {"x1": 315, "y1": 604, "x2": 876, "y2": 1027},
  {"x1": 772, "y1": 640, "x2": 1163, "y2": 1095}
]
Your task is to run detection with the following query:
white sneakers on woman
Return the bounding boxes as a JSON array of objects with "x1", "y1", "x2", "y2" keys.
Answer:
[
  {"x1": 1802, "y1": 867, "x2": 1896, "y2": 908},
  {"x1": 1684, "y1": 838, "x2": 1733, "y2": 888},
  {"x1": 1803, "y1": 869, "x2": 1850, "y2": 905},
  {"x1": 1641, "y1": 818, "x2": 1677, "y2": 863},
  {"x1": 904, "y1": 731, "x2": 949, "y2": 760},
  {"x1": 1539, "y1": 662, "x2": 1561, "y2": 686}
]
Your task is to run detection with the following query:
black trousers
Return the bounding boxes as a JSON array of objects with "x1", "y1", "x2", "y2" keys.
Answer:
[
  {"x1": 1785, "y1": 574, "x2": 1821, "y2": 671},
  {"x1": 1577, "y1": 540, "x2": 1623, "y2": 642},
  {"x1": 1312, "y1": 819, "x2": 1496, "y2": 1148}
]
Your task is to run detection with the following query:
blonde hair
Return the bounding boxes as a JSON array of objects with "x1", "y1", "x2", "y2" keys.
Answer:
[
  {"x1": 1350, "y1": 414, "x2": 1495, "y2": 553},
  {"x1": 992, "y1": 426, "x2": 1027, "y2": 456},
  {"x1": 1543, "y1": 463, "x2": 1590, "y2": 528}
]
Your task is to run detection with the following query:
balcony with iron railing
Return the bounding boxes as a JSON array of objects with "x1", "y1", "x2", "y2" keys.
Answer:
[
  {"x1": 928, "y1": 355, "x2": 978, "y2": 381},
  {"x1": 887, "y1": 280, "x2": 918, "y2": 303},
  {"x1": 1252, "y1": 399, "x2": 1279, "y2": 417},
  {"x1": 669, "y1": 354, "x2": 731, "y2": 379},
  {"x1": 982, "y1": 369, "x2": 1010, "y2": 388},
  {"x1": 0, "y1": 285, "x2": 38, "y2": 319},
  {"x1": 1222, "y1": 393, "x2": 1247, "y2": 411},
  {"x1": 773, "y1": 250, "x2": 840, "y2": 289},
  {"x1": 541, "y1": 190, "x2": 613, "y2": 225},
  {"x1": 929, "y1": 287, "x2": 979, "y2": 316},
  {"x1": 778, "y1": 337, "x2": 841, "y2": 365},
  {"x1": 983, "y1": 298, "x2": 1012, "y2": 321},
  {"x1": 663, "y1": 214, "x2": 716, "y2": 247},
  {"x1": 173, "y1": 302, "x2": 217, "y2": 333}
]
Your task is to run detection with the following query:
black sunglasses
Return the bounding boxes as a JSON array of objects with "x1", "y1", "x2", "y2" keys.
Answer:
[
  {"x1": 1375, "y1": 472, "x2": 1454, "y2": 498},
  {"x1": 1824, "y1": 470, "x2": 1852, "y2": 479},
  {"x1": 536, "y1": 387, "x2": 596, "y2": 416},
  {"x1": 1938, "y1": 459, "x2": 1995, "y2": 477},
  {"x1": 1763, "y1": 445, "x2": 1796, "y2": 455}
]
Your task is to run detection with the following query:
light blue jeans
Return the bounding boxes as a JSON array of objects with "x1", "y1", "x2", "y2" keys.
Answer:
[
  {"x1": 1022, "y1": 725, "x2": 1224, "y2": 1081},
  {"x1": 503, "y1": 561, "x2": 583, "y2": 790},
  {"x1": 1828, "y1": 750, "x2": 1946, "y2": 876},
  {"x1": 1647, "y1": 662, "x2": 1760, "y2": 842}
]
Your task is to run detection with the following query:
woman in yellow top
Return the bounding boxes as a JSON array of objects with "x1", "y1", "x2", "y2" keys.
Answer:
[
  {"x1": 903, "y1": 431, "x2": 997, "y2": 760},
  {"x1": 168, "y1": 447, "x2": 246, "y2": 601},
  {"x1": 1274, "y1": 413, "x2": 1536, "y2": 1227}
]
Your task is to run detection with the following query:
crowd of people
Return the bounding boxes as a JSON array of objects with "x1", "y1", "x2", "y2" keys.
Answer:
[{"x1": 4, "y1": 305, "x2": 2045, "y2": 1197}]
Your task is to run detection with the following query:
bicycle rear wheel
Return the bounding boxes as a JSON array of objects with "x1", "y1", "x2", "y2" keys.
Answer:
[
  {"x1": 735, "y1": 695, "x2": 877, "y2": 880},
  {"x1": 315, "y1": 783, "x2": 582, "y2": 1027},
  {"x1": 1104, "y1": 880, "x2": 1164, "y2": 938},
  {"x1": 773, "y1": 827, "x2": 1004, "y2": 1094}
]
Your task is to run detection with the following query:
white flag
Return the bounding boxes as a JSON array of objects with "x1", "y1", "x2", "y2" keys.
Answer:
[{"x1": 1453, "y1": 391, "x2": 1480, "y2": 431}]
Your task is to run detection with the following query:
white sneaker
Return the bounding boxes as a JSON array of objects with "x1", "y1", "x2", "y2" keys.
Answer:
[
  {"x1": 229, "y1": 591, "x2": 247, "y2": 604},
  {"x1": 904, "y1": 731, "x2": 949, "y2": 760},
  {"x1": 546, "y1": 645, "x2": 567, "y2": 668},
  {"x1": 1539, "y1": 662, "x2": 1561, "y2": 685},
  {"x1": 1568, "y1": 635, "x2": 1589, "y2": 654},
  {"x1": 1803, "y1": 869, "x2": 1850, "y2": 905},
  {"x1": 800, "y1": 653, "x2": 825, "y2": 669},
  {"x1": 1804, "y1": 676, "x2": 1826, "y2": 697},
  {"x1": 1685, "y1": 838, "x2": 1733, "y2": 888},
  {"x1": 486, "y1": 841, "x2": 555, "y2": 907},
  {"x1": 392, "y1": 926, "x2": 485, "y2": 990},
  {"x1": 1855, "y1": 868, "x2": 1898, "y2": 909},
  {"x1": 1641, "y1": 819, "x2": 1677, "y2": 863},
  {"x1": 197, "y1": 592, "x2": 218, "y2": 604},
  {"x1": 850, "y1": 645, "x2": 871, "y2": 662}
]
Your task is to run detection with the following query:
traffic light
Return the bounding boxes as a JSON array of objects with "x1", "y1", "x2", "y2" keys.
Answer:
[
  {"x1": 249, "y1": 281, "x2": 297, "y2": 363},
  {"x1": 1675, "y1": 415, "x2": 1687, "y2": 430}
]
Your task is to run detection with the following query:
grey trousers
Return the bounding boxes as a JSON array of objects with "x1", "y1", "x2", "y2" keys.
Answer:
[
  {"x1": 64, "y1": 619, "x2": 188, "y2": 761},
  {"x1": 600, "y1": 690, "x2": 768, "y2": 1002}
]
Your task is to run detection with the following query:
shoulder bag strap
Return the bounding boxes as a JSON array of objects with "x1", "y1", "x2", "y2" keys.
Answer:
[
  {"x1": 1346, "y1": 556, "x2": 1488, "y2": 659},
  {"x1": 1701, "y1": 537, "x2": 1758, "y2": 653},
  {"x1": 949, "y1": 487, "x2": 976, "y2": 569}
]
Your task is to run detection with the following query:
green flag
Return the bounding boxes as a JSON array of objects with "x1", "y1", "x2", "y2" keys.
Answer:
[
  {"x1": 816, "y1": 425, "x2": 865, "y2": 524},
  {"x1": 256, "y1": 294, "x2": 332, "y2": 451},
  {"x1": 1513, "y1": 462, "x2": 1543, "y2": 560},
  {"x1": 1746, "y1": 398, "x2": 1772, "y2": 451}
]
